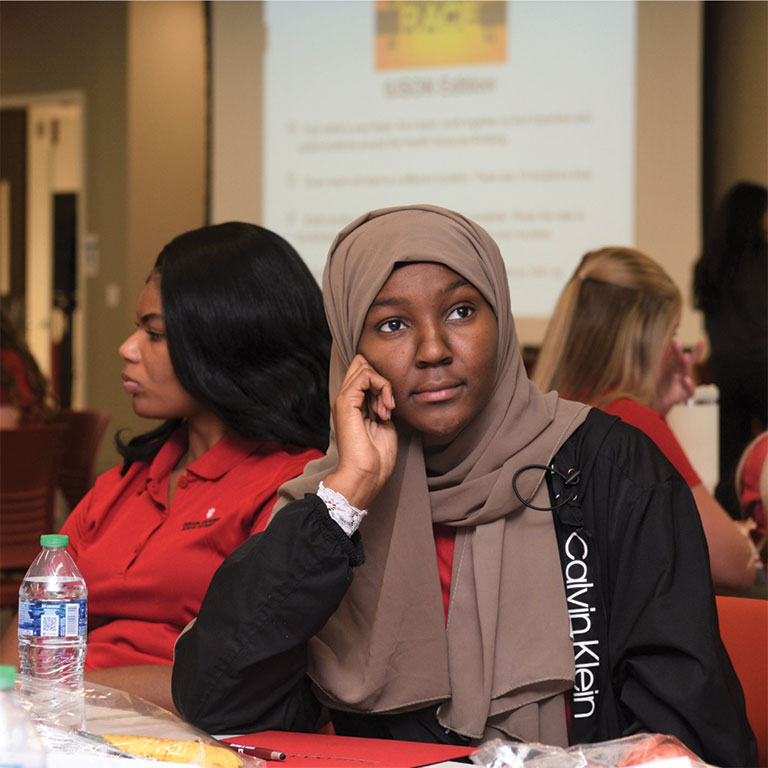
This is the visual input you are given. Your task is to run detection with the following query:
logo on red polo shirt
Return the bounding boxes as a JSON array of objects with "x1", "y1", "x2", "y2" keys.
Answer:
[{"x1": 181, "y1": 507, "x2": 221, "y2": 531}]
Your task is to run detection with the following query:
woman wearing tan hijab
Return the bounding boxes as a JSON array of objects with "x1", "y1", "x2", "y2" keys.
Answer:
[{"x1": 172, "y1": 206, "x2": 754, "y2": 767}]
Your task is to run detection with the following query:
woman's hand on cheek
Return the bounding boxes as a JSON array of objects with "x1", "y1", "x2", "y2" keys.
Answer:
[
  {"x1": 653, "y1": 339, "x2": 705, "y2": 416},
  {"x1": 324, "y1": 354, "x2": 398, "y2": 510}
]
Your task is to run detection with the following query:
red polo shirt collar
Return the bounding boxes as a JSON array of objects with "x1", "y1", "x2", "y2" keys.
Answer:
[{"x1": 145, "y1": 425, "x2": 263, "y2": 508}]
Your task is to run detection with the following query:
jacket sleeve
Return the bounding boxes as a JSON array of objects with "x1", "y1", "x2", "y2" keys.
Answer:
[
  {"x1": 596, "y1": 428, "x2": 756, "y2": 767},
  {"x1": 171, "y1": 493, "x2": 364, "y2": 735}
]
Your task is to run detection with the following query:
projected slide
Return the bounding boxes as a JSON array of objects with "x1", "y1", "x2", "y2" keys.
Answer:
[{"x1": 262, "y1": 1, "x2": 636, "y2": 316}]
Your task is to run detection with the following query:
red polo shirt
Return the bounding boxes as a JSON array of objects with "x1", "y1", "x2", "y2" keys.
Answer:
[
  {"x1": 60, "y1": 426, "x2": 320, "y2": 670},
  {"x1": 603, "y1": 398, "x2": 701, "y2": 488}
]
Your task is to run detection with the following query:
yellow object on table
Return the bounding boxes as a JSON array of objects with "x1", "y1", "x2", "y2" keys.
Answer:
[{"x1": 102, "y1": 734, "x2": 243, "y2": 768}]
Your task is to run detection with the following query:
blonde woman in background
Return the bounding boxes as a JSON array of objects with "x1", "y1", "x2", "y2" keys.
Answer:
[{"x1": 534, "y1": 247, "x2": 758, "y2": 593}]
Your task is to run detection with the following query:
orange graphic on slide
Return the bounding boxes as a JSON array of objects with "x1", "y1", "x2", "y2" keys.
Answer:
[{"x1": 376, "y1": 1, "x2": 507, "y2": 70}]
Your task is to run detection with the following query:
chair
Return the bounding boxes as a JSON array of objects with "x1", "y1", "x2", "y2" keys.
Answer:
[
  {"x1": 716, "y1": 595, "x2": 768, "y2": 766},
  {"x1": 0, "y1": 423, "x2": 68, "y2": 606},
  {"x1": 55, "y1": 408, "x2": 110, "y2": 512}
]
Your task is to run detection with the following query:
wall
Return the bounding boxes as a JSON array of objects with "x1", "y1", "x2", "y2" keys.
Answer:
[
  {"x1": 703, "y1": 0, "x2": 768, "y2": 226},
  {"x1": 0, "y1": 1, "x2": 206, "y2": 475},
  {"x1": 635, "y1": 0, "x2": 703, "y2": 345},
  {"x1": 126, "y1": 2, "x2": 207, "y2": 315}
]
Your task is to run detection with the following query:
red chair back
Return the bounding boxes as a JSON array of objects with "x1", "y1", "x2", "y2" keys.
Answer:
[
  {"x1": 0, "y1": 423, "x2": 68, "y2": 605},
  {"x1": 55, "y1": 408, "x2": 110, "y2": 511},
  {"x1": 716, "y1": 595, "x2": 768, "y2": 766}
]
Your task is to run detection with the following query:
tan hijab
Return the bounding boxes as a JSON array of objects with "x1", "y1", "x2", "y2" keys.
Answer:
[{"x1": 277, "y1": 205, "x2": 590, "y2": 744}]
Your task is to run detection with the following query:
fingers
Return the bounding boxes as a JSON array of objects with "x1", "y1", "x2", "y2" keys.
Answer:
[
  {"x1": 690, "y1": 339, "x2": 706, "y2": 365},
  {"x1": 676, "y1": 340, "x2": 706, "y2": 371},
  {"x1": 669, "y1": 340, "x2": 686, "y2": 370},
  {"x1": 344, "y1": 353, "x2": 368, "y2": 378},
  {"x1": 328, "y1": 356, "x2": 399, "y2": 510},
  {"x1": 342, "y1": 355, "x2": 395, "y2": 420},
  {"x1": 737, "y1": 518, "x2": 758, "y2": 534},
  {"x1": 681, "y1": 342, "x2": 706, "y2": 399},
  {"x1": 682, "y1": 375, "x2": 695, "y2": 401},
  {"x1": 352, "y1": 354, "x2": 395, "y2": 411}
]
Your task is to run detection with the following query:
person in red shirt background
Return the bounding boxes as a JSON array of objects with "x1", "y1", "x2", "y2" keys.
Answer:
[
  {"x1": 0, "y1": 306, "x2": 59, "y2": 427},
  {"x1": 534, "y1": 246, "x2": 759, "y2": 593},
  {"x1": 735, "y1": 431, "x2": 768, "y2": 568},
  {"x1": 0, "y1": 221, "x2": 330, "y2": 713}
]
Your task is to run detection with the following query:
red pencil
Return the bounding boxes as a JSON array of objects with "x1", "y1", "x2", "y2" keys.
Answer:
[{"x1": 227, "y1": 742, "x2": 286, "y2": 761}]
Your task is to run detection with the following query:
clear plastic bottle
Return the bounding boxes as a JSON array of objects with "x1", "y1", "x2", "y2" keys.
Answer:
[
  {"x1": 17, "y1": 534, "x2": 87, "y2": 690},
  {"x1": 0, "y1": 664, "x2": 46, "y2": 768}
]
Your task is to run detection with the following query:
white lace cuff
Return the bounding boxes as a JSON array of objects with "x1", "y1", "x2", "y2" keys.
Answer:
[{"x1": 317, "y1": 481, "x2": 368, "y2": 537}]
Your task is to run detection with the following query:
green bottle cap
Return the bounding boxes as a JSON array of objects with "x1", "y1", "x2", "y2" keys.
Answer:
[
  {"x1": 40, "y1": 534, "x2": 69, "y2": 547},
  {"x1": 0, "y1": 665, "x2": 17, "y2": 689}
]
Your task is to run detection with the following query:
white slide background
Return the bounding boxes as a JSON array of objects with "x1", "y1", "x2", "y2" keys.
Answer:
[
  {"x1": 210, "y1": 1, "x2": 703, "y2": 345},
  {"x1": 261, "y1": 1, "x2": 635, "y2": 318}
]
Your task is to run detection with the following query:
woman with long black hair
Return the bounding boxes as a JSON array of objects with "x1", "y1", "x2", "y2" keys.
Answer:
[{"x1": 0, "y1": 222, "x2": 330, "y2": 713}]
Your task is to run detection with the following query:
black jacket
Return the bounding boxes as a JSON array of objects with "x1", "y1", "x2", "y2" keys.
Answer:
[{"x1": 172, "y1": 410, "x2": 756, "y2": 767}]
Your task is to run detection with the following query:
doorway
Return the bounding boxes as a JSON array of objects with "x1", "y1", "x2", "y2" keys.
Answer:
[{"x1": 0, "y1": 93, "x2": 85, "y2": 408}]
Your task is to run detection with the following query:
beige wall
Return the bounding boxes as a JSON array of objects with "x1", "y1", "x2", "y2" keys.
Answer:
[
  {"x1": 704, "y1": 0, "x2": 768, "y2": 220},
  {"x1": 126, "y1": 1, "x2": 207, "y2": 310},
  {"x1": 0, "y1": 1, "x2": 206, "y2": 475},
  {"x1": 635, "y1": 1, "x2": 703, "y2": 345}
]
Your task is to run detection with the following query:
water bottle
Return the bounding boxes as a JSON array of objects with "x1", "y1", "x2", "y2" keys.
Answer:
[
  {"x1": 17, "y1": 534, "x2": 87, "y2": 690},
  {"x1": 0, "y1": 665, "x2": 46, "y2": 768}
]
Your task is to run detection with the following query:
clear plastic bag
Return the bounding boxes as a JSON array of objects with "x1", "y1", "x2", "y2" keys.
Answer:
[
  {"x1": 471, "y1": 733, "x2": 714, "y2": 768},
  {"x1": 14, "y1": 676, "x2": 265, "y2": 767}
]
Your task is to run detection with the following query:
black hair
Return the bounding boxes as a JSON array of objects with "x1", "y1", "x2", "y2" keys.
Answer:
[
  {"x1": 694, "y1": 181, "x2": 767, "y2": 313},
  {"x1": 117, "y1": 222, "x2": 330, "y2": 470}
]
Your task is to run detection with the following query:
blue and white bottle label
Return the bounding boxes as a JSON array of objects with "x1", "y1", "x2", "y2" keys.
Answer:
[{"x1": 18, "y1": 599, "x2": 87, "y2": 638}]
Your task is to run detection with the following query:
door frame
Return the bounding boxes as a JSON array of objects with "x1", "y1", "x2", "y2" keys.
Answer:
[{"x1": 1, "y1": 90, "x2": 86, "y2": 408}]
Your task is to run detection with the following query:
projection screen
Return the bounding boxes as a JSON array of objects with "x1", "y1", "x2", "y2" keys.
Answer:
[{"x1": 209, "y1": 1, "x2": 702, "y2": 345}]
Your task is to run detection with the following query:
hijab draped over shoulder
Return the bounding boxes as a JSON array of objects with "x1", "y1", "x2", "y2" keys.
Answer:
[{"x1": 277, "y1": 205, "x2": 590, "y2": 744}]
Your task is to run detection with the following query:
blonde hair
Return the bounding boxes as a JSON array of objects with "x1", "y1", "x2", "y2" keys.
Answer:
[{"x1": 533, "y1": 247, "x2": 681, "y2": 408}]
